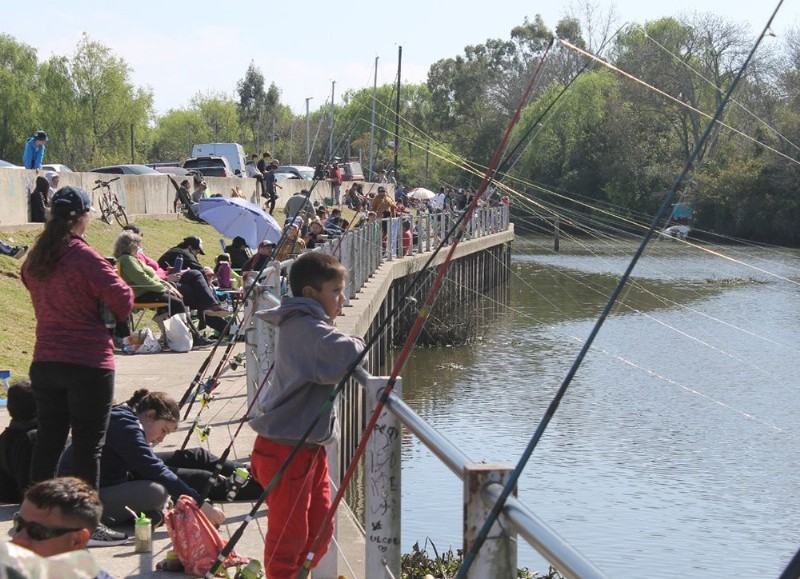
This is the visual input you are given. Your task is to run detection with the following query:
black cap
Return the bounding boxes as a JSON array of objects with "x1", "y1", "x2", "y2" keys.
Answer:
[
  {"x1": 51, "y1": 186, "x2": 93, "y2": 217},
  {"x1": 182, "y1": 236, "x2": 205, "y2": 255},
  {"x1": 33, "y1": 130, "x2": 48, "y2": 142}
]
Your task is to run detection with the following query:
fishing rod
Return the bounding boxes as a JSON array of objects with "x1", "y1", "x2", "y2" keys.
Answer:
[
  {"x1": 296, "y1": 37, "x2": 556, "y2": 579},
  {"x1": 205, "y1": 41, "x2": 554, "y2": 577},
  {"x1": 202, "y1": 121, "x2": 538, "y2": 579},
  {"x1": 179, "y1": 180, "x2": 327, "y2": 431},
  {"x1": 194, "y1": 362, "x2": 275, "y2": 504},
  {"x1": 456, "y1": 4, "x2": 785, "y2": 576}
]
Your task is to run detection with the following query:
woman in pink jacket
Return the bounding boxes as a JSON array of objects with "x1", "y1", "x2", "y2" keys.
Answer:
[{"x1": 21, "y1": 186, "x2": 134, "y2": 491}]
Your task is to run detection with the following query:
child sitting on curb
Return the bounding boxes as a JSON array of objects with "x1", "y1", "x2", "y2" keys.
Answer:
[{"x1": 249, "y1": 252, "x2": 366, "y2": 579}]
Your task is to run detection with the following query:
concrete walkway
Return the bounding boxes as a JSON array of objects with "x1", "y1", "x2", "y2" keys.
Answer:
[{"x1": 0, "y1": 345, "x2": 366, "y2": 578}]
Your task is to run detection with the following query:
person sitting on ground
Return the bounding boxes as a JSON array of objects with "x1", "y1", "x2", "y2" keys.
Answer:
[
  {"x1": 345, "y1": 183, "x2": 365, "y2": 210},
  {"x1": 1, "y1": 239, "x2": 29, "y2": 259},
  {"x1": 59, "y1": 390, "x2": 235, "y2": 528},
  {"x1": 283, "y1": 189, "x2": 315, "y2": 223},
  {"x1": 0, "y1": 380, "x2": 38, "y2": 503},
  {"x1": 224, "y1": 236, "x2": 251, "y2": 272},
  {"x1": 172, "y1": 178, "x2": 198, "y2": 219},
  {"x1": 11, "y1": 476, "x2": 128, "y2": 557},
  {"x1": 250, "y1": 252, "x2": 366, "y2": 578},
  {"x1": 114, "y1": 231, "x2": 215, "y2": 348},
  {"x1": 30, "y1": 176, "x2": 50, "y2": 223},
  {"x1": 324, "y1": 208, "x2": 347, "y2": 234}
]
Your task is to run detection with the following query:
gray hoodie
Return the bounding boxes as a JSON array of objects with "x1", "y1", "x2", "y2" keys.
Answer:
[{"x1": 249, "y1": 296, "x2": 366, "y2": 446}]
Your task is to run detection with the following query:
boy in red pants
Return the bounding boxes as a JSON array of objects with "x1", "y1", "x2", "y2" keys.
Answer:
[{"x1": 249, "y1": 252, "x2": 365, "y2": 578}]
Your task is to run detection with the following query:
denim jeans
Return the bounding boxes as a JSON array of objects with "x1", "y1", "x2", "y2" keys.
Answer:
[{"x1": 29, "y1": 361, "x2": 114, "y2": 489}]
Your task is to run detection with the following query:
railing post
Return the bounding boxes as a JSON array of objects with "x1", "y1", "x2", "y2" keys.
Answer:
[
  {"x1": 464, "y1": 464, "x2": 517, "y2": 578},
  {"x1": 245, "y1": 270, "x2": 279, "y2": 418},
  {"x1": 365, "y1": 376, "x2": 402, "y2": 579}
]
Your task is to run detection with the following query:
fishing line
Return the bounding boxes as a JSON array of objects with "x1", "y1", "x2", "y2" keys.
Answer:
[
  {"x1": 557, "y1": 37, "x2": 800, "y2": 168},
  {"x1": 296, "y1": 38, "x2": 556, "y2": 579},
  {"x1": 456, "y1": 4, "x2": 785, "y2": 575},
  {"x1": 639, "y1": 24, "x2": 800, "y2": 157}
]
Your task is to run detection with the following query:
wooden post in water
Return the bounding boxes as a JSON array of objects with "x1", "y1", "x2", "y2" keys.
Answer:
[{"x1": 554, "y1": 216, "x2": 560, "y2": 252}]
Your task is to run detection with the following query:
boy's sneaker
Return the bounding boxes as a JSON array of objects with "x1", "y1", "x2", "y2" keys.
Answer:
[
  {"x1": 10, "y1": 245, "x2": 28, "y2": 260},
  {"x1": 87, "y1": 523, "x2": 130, "y2": 547}
]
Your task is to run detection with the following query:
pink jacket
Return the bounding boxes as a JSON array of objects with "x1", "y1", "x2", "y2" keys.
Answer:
[{"x1": 22, "y1": 234, "x2": 134, "y2": 370}]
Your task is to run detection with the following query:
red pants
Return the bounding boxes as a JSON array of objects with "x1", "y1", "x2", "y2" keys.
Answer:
[{"x1": 251, "y1": 436, "x2": 333, "y2": 579}]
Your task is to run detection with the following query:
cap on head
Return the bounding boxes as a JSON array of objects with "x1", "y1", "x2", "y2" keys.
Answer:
[
  {"x1": 33, "y1": 130, "x2": 48, "y2": 142},
  {"x1": 259, "y1": 240, "x2": 276, "y2": 248},
  {"x1": 378, "y1": 186, "x2": 386, "y2": 193},
  {"x1": 183, "y1": 235, "x2": 205, "y2": 254},
  {"x1": 51, "y1": 186, "x2": 93, "y2": 217}
]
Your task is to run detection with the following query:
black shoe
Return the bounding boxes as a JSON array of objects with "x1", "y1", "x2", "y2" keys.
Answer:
[
  {"x1": 193, "y1": 336, "x2": 216, "y2": 349},
  {"x1": 9, "y1": 245, "x2": 28, "y2": 260}
]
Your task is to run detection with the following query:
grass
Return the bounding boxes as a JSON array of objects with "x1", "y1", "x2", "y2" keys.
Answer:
[{"x1": 0, "y1": 210, "x2": 309, "y2": 381}]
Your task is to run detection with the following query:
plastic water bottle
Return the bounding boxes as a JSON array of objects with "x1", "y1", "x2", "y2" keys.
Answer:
[
  {"x1": 227, "y1": 467, "x2": 250, "y2": 501},
  {"x1": 134, "y1": 512, "x2": 152, "y2": 553},
  {"x1": 99, "y1": 302, "x2": 116, "y2": 330},
  {"x1": 234, "y1": 559, "x2": 263, "y2": 579},
  {"x1": 172, "y1": 255, "x2": 184, "y2": 273}
]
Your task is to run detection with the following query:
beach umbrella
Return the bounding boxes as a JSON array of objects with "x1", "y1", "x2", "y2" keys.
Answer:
[
  {"x1": 408, "y1": 187, "x2": 436, "y2": 200},
  {"x1": 195, "y1": 197, "x2": 281, "y2": 248}
]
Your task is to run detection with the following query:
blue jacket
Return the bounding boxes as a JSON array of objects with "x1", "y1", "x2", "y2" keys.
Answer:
[
  {"x1": 22, "y1": 137, "x2": 45, "y2": 169},
  {"x1": 60, "y1": 404, "x2": 199, "y2": 502}
]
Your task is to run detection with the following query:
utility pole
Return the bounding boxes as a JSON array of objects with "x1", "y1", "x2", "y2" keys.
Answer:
[
  {"x1": 369, "y1": 56, "x2": 378, "y2": 180},
  {"x1": 328, "y1": 81, "x2": 336, "y2": 161},
  {"x1": 393, "y1": 46, "x2": 402, "y2": 184},
  {"x1": 305, "y1": 97, "x2": 313, "y2": 165},
  {"x1": 289, "y1": 120, "x2": 294, "y2": 164},
  {"x1": 271, "y1": 117, "x2": 276, "y2": 159}
]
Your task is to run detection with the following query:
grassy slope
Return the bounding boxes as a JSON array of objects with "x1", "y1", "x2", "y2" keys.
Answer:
[{"x1": 0, "y1": 212, "x2": 297, "y2": 380}]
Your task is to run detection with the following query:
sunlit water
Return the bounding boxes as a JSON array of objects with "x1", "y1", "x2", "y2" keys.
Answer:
[{"x1": 396, "y1": 237, "x2": 800, "y2": 577}]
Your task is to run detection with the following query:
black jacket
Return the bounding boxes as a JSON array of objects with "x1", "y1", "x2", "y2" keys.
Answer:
[{"x1": 157, "y1": 247, "x2": 203, "y2": 272}]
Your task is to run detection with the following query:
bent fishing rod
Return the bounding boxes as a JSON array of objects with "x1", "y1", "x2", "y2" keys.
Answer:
[
  {"x1": 205, "y1": 40, "x2": 554, "y2": 578},
  {"x1": 297, "y1": 38, "x2": 556, "y2": 579},
  {"x1": 456, "y1": 4, "x2": 784, "y2": 577}
]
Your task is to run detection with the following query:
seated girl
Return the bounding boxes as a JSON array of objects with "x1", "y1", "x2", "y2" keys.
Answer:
[{"x1": 59, "y1": 389, "x2": 261, "y2": 527}]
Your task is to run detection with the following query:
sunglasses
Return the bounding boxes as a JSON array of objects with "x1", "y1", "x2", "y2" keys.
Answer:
[{"x1": 12, "y1": 512, "x2": 83, "y2": 541}]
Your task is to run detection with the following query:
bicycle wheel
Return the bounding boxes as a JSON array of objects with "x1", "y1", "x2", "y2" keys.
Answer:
[
  {"x1": 98, "y1": 196, "x2": 111, "y2": 224},
  {"x1": 112, "y1": 201, "x2": 129, "y2": 227}
]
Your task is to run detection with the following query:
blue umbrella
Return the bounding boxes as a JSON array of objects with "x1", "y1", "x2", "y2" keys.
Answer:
[{"x1": 195, "y1": 197, "x2": 282, "y2": 248}]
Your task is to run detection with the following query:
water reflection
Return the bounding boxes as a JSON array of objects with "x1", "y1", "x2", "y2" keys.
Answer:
[{"x1": 397, "y1": 238, "x2": 800, "y2": 577}]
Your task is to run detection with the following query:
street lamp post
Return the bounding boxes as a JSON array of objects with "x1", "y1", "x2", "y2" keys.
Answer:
[{"x1": 305, "y1": 97, "x2": 313, "y2": 165}]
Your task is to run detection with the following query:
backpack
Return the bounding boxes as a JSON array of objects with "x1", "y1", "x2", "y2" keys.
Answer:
[{"x1": 164, "y1": 495, "x2": 249, "y2": 576}]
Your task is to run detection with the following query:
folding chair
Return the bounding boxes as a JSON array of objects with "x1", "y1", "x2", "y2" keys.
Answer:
[{"x1": 115, "y1": 262, "x2": 171, "y2": 331}]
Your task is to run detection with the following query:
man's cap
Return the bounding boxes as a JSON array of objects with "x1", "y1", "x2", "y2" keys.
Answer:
[
  {"x1": 33, "y1": 130, "x2": 48, "y2": 142},
  {"x1": 260, "y1": 240, "x2": 277, "y2": 247},
  {"x1": 51, "y1": 186, "x2": 93, "y2": 217},
  {"x1": 45, "y1": 171, "x2": 58, "y2": 182},
  {"x1": 183, "y1": 235, "x2": 205, "y2": 254},
  {"x1": 270, "y1": 160, "x2": 279, "y2": 166},
  {"x1": 378, "y1": 186, "x2": 387, "y2": 193}
]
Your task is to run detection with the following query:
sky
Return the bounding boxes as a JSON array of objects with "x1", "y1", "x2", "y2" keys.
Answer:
[{"x1": 3, "y1": 0, "x2": 798, "y2": 117}]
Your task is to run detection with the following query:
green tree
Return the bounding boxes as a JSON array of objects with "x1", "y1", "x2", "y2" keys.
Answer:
[{"x1": 0, "y1": 34, "x2": 39, "y2": 163}]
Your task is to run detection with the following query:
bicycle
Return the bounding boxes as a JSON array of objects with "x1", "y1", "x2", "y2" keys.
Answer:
[{"x1": 92, "y1": 177, "x2": 129, "y2": 227}]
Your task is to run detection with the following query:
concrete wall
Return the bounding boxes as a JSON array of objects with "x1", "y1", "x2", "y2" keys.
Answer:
[{"x1": 0, "y1": 167, "x2": 391, "y2": 227}]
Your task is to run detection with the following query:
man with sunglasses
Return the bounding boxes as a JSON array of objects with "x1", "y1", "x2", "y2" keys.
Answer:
[{"x1": 11, "y1": 477, "x2": 125, "y2": 557}]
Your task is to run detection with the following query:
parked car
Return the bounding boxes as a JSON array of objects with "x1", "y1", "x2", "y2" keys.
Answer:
[
  {"x1": 41, "y1": 163, "x2": 73, "y2": 173},
  {"x1": 182, "y1": 155, "x2": 236, "y2": 178},
  {"x1": 153, "y1": 166, "x2": 190, "y2": 176},
  {"x1": 191, "y1": 143, "x2": 246, "y2": 177},
  {"x1": 89, "y1": 164, "x2": 161, "y2": 175},
  {"x1": 0, "y1": 159, "x2": 22, "y2": 168},
  {"x1": 276, "y1": 165, "x2": 315, "y2": 180},
  {"x1": 341, "y1": 161, "x2": 364, "y2": 181}
]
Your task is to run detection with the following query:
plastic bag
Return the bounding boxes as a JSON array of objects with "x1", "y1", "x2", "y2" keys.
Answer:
[
  {"x1": 122, "y1": 328, "x2": 161, "y2": 354},
  {"x1": 163, "y1": 314, "x2": 193, "y2": 353}
]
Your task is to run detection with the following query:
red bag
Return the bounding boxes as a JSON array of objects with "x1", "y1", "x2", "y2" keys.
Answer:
[{"x1": 164, "y1": 495, "x2": 249, "y2": 576}]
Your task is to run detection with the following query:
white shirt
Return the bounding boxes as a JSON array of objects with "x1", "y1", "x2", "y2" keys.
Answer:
[{"x1": 432, "y1": 192, "x2": 446, "y2": 211}]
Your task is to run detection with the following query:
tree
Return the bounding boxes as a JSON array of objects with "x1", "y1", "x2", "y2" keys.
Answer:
[{"x1": 0, "y1": 35, "x2": 39, "y2": 163}]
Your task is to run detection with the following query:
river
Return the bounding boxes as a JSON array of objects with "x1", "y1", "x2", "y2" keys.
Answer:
[{"x1": 395, "y1": 236, "x2": 800, "y2": 577}]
